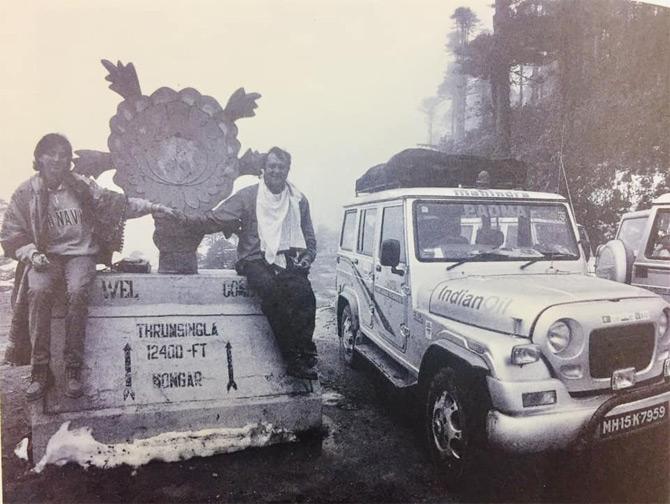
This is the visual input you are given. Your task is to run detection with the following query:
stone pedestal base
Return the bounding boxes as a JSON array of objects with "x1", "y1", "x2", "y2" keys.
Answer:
[
  {"x1": 158, "y1": 251, "x2": 198, "y2": 274},
  {"x1": 30, "y1": 270, "x2": 322, "y2": 464}
]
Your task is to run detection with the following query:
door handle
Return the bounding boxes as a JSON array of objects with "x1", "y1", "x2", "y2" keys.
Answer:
[
  {"x1": 352, "y1": 258, "x2": 359, "y2": 265},
  {"x1": 375, "y1": 264, "x2": 382, "y2": 272}
]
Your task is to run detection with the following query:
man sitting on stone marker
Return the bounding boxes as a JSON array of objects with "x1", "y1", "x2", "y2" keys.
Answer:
[
  {"x1": 181, "y1": 146, "x2": 318, "y2": 380},
  {"x1": 1, "y1": 133, "x2": 177, "y2": 400}
]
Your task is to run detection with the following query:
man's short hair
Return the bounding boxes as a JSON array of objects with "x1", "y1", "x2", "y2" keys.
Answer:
[
  {"x1": 33, "y1": 133, "x2": 72, "y2": 171},
  {"x1": 475, "y1": 170, "x2": 491, "y2": 188},
  {"x1": 266, "y1": 146, "x2": 291, "y2": 168}
]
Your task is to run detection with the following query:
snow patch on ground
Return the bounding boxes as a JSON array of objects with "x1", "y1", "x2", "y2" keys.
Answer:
[
  {"x1": 0, "y1": 260, "x2": 16, "y2": 271},
  {"x1": 33, "y1": 421, "x2": 295, "y2": 473},
  {"x1": 322, "y1": 391, "x2": 345, "y2": 406},
  {"x1": 14, "y1": 438, "x2": 29, "y2": 460}
]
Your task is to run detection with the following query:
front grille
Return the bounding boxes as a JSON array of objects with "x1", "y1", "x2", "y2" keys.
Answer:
[{"x1": 589, "y1": 323, "x2": 655, "y2": 379}]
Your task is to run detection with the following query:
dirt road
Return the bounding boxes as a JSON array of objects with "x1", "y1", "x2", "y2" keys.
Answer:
[{"x1": 2, "y1": 299, "x2": 669, "y2": 503}]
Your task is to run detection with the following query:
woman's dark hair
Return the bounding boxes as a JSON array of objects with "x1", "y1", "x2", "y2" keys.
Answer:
[{"x1": 33, "y1": 133, "x2": 72, "y2": 171}]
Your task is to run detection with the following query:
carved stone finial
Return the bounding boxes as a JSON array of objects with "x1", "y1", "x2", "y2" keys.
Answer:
[
  {"x1": 101, "y1": 59, "x2": 142, "y2": 99},
  {"x1": 221, "y1": 88, "x2": 262, "y2": 122},
  {"x1": 78, "y1": 60, "x2": 262, "y2": 274}
]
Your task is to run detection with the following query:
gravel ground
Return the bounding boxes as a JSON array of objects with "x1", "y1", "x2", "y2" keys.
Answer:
[{"x1": 1, "y1": 293, "x2": 669, "y2": 503}]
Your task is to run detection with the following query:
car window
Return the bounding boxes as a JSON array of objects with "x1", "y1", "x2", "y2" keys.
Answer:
[
  {"x1": 646, "y1": 210, "x2": 670, "y2": 260},
  {"x1": 379, "y1": 206, "x2": 406, "y2": 263},
  {"x1": 617, "y1": 217, "x2": 648, "y2": 255},
  {"x1": 535, "y1": 222, "x2": 574, "y2": 250},
  {"x1": 505, "y1": 224, "x2": 518, "y2": 248},
  {"x1": 414, "y1": 201, "x2": 578, "y2": 261},
  {"x1": 358, "y1": 208, "x2": 377, "y2": 256},
  {"x1": 340, "y1": 210, "x2": 357, "y2": 251}
]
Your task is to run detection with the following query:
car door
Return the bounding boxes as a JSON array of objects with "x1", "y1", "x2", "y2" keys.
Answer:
[
  {"x1": 374, "y1": 204, "x2": 409, "y2": 350},
  {"x1": 336, "y1": 207, "x2": 360, "y2": 300},
  {"x1": 617, "y1": 215, "x2": 649, "y2": 259},
  {"x1": 635, "y1": 208, "x2": 670, "y2": 301},
  {"x1": 356, "y1": 207, "x2": 378, "y2": 330}
]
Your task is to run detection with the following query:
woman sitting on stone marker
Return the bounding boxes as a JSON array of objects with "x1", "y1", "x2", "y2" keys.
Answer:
[{"x1": 0, "y1": 133, "x2": 177, "y2": 400}]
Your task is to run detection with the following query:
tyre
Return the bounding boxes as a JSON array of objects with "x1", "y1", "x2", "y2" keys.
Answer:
[
  {"x1": 338, "y1": 304, "x2": 360, "y2": 368},
  {"x1": 295, "y1": 427, "x2": 325, "y2": 458},
  {"x1": 423, "y1": 366, "x2": 483, "y2": 485}
]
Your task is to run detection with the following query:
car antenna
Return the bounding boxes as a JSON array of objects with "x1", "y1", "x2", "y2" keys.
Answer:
[{"x1": 558, "y1": 122, "x2": 576, "y2": 216}]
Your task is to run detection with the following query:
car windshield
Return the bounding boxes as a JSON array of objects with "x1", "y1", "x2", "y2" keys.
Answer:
[{"x1": 414, "y1": 200, "x2": 579, "y2": 262}]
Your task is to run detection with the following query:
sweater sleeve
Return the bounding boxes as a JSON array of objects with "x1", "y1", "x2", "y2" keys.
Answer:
[
  {"x1": 0, "y1": 186, "x2": 36, "y2": 261},
  {"x1": 125, "y1": 197, "x2": 155, "y2": 219},
  {"x1": 187, "y1": 190, "x2": 246, "y2": 237},
  {"x1": 299, "y1": 196, "x2": 317, "y2": 263}
]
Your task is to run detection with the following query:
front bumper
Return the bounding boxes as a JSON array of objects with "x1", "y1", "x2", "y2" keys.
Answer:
[{"x1": 487, "y1": 379, "x2": 670, "y2": 453}]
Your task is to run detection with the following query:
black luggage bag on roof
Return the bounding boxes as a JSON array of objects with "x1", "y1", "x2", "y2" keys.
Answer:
[{"x1": 355, "y1": 148, "x2": 527, "y2": 193}]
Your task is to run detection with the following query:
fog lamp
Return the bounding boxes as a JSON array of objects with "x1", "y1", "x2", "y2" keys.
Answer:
[
  {"x1": 664, "y1": 358, "x2": 670, "y2": 378},
  {"x1": 560, "y1": 364, "x2": 583, "y2": 379},
  {"x1": 511, "y1": 344, "x2": 541, "y2": 365},
  {"x1": 611, "y1": 367, "x2": 636, "y2": 391},
  {"x1": 522, "y1": 390, "x2": 557, "y2": 408}
]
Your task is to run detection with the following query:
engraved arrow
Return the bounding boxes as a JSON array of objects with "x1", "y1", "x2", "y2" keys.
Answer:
[
  {"x1": 123, "y1": 343, "x2": 135, "y2": 401},
  {"x1": 226, "y1": 341, "x2": 238, "y2": 392}
]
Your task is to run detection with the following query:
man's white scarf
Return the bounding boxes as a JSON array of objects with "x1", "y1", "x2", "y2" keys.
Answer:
[{"x1": 257, "y1": 180, "x2": 306, "y2": 266}]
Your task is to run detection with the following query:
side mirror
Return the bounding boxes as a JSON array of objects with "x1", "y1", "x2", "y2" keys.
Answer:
[
  {"x1": 380, "y1": 239, "x2": 402, "y2": 274},
  {"x1": 595, "y1": 239, "x2": 632, "y2": 283}
]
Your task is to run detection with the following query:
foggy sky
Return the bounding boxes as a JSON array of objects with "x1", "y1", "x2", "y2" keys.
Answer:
[{"x1": 1, "y1": 0, "x2": 667, "y2": 263}]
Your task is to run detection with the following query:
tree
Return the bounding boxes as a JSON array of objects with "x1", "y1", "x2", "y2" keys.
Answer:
[
  {"x1": 199, "y1": 233, "x2": 237, "y2": 269},
  {"x1": 450, "y1": 7, "x2": 479, "y2": 142},
  {"x1": 435, "y1": 0, "x2": 669, "y2": 245},
  {"x1": 491, "y1": 0, "x2": 513, "y2": 157},
  {"x1": 420, "y1": 96, "x2": 442, "y2": 146}
]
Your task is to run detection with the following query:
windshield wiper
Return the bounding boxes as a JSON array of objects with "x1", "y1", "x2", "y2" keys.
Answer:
[
  {"x1": 519, "y1": 252, "x2": 579, "y2": 270},
  {"x1": 446, "y1": 251, "x2": 511, "y2": 271}
]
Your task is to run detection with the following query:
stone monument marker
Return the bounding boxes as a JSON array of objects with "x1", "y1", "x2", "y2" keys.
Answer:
[
  {"x1": 30, "y1": 61, "x2": 321, "y2": 465},
  {"x1": 74, "y1": 60, "x2": 265, "y2": 274}
]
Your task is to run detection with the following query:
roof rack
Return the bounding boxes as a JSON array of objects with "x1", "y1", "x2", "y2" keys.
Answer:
[{"x1": 355, "y1": 148, "x2": 527, "y2": 194}]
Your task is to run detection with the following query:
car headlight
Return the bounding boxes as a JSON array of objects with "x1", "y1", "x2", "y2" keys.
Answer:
[
  {"x1": 658, "y1": 310, "x2": 670, "y2": 346},
  {"x1": 547, "y1": 320, "x2": 572, "y2": 354}
]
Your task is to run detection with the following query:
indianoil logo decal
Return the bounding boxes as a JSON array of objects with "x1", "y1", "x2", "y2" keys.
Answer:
[{"x1": 435, "y1": 285, "x2": 514, "y2": 315}]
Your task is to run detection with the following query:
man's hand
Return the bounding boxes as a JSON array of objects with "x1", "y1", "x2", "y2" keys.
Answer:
[
  {"x1": 295, "y1": 255, "x2": 312, "y2": 271},
  {"x1": 151, "y1": 204, "x2": 180, "y2": 220},
  {"x1": 31, "y1": 252, "x2": 50, "y2": 272},
  {"x1": 222, "y1": 218, "x2": 242, "y2": 239}
]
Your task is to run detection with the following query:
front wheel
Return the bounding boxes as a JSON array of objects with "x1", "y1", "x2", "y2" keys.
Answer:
[
  {"x1": 338, "y1": 304, "x2": 361, "y2": 368},
  {"x1": 423, "y1": 367, "x2": 481, "y2": 485}
]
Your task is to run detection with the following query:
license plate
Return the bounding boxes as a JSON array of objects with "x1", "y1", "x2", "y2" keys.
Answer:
[{"x1": 599, "y1": 402, "x2": 668, "y2": 439}]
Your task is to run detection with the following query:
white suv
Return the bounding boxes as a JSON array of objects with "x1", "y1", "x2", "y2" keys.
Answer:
[
  {"x1": 335, "y1": 150, "x2": 670, "y2": 482},
  {"x1": 596, "y1": 193, "x2": 670, "y2": 302}
]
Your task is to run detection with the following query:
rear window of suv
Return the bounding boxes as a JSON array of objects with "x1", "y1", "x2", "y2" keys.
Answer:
[
  {"x1": 358, "y1": 208, "x2": 377, "y2": 256},
  {"x1": 340, "y1": 210, "x2": 357, "y2": 251},
  {"x1": 617, "y1": 217, "x2": 648, "y2": 256}
]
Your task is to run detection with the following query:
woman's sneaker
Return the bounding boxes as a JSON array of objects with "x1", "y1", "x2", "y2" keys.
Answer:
[
  {"x1": 26, "y1": 365, "x2": 52, "y2": 401},
  {"x1": 65, "y1": 366, "x2": 84, "y2": 398}
]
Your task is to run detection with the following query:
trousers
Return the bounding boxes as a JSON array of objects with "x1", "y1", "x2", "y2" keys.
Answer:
[
  {"x1": 241, "y1": 259, "x2": 317, "y2": 360},
  {"x1": 27, "y1": 255, "x2": 96, "y2": 368}
]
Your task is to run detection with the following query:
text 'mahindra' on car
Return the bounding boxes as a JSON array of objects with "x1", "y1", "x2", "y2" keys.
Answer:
[{"x1": 335, "y1": 149, "x2": 670, "y2": 483}]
